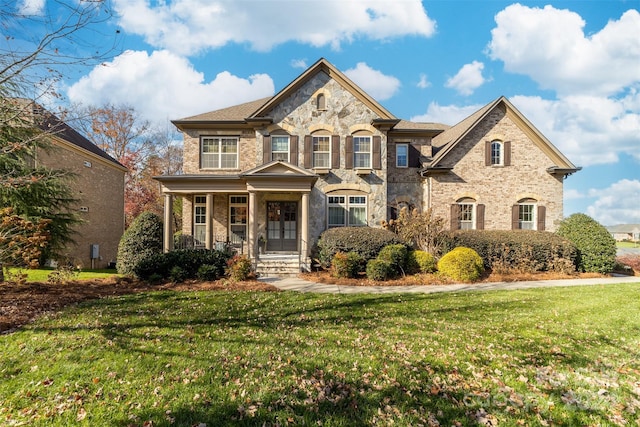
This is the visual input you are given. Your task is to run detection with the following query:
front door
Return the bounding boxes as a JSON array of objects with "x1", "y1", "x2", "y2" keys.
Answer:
[{"x1": 267, "y1": 201, "x2": 297, "y2": 252}]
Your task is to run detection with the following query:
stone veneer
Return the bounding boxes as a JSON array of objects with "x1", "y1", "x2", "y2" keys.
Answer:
[{"x1": 428, "y1": 106, "x2": 564, "y2": 231}]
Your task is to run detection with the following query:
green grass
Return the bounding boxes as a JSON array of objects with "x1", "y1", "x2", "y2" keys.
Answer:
[
  {"x1": 6, "y1": 267, "x2": 118, "y2": 282},
  {"x1": 1, "y1": 284, "x2": 639, "y2": 426},
  {"x1": 617, "y1": 241, "x2": 640, "y2": 248}
]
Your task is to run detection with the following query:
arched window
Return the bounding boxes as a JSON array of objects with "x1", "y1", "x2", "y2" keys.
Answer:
[
  {"x1": 513, "y1": 198, "x2": 539, "y2": 230},
  {"x1": 491, "y1": 140, "x2": 503, "y2": 165},
  {"x1": 451, "y1": 198, "x2": 485, "y2": 230},
  {"x1": 316, "y1": 93, "x2": 326, "y2": 110}
]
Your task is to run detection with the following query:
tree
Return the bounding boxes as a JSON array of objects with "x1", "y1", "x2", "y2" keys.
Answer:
[
  {"x1": 382, "y1": 207, "x2": 446, "y2": 256},
  {"x1": 0, "y1": 208, "x2": 50, "y2": 282},
  {"x1": 557, "y1": 213, "x2": 617, "y2": 274},
  {"x1": 0, "y1": 1, "x2": 121, "y2": 280},
  {"x1": 116, "y1": 211, "x2": 163, "y2": 276}
]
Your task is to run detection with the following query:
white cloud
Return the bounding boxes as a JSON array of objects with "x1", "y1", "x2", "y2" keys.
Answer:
[
  {"x1": 488, "y1": 5, "x2": 640, "y2": 96},
  {"x1": 410, "y1": 102, "x2": 483, "y2": 125},
  {"x1": 113, "y1": 0, "x2": 436, "y2": 55},
  {"x1": 417, "y1": 73, "x2": 430, "y2": 89},
  {"x1": 67, "y1": 50, "x2": 275, "y2": 125},
  {"x1": 344, "y1": 62, "x2": 400, "y2": 101},
  {"x1": 585, "y1": 179, "x2": 640, "y2": 225},
  {"x1": 445, "y1": 61, "x2": 486, "y2": 96},
  {"x1": 16, "y1": 0, "x2": 45, "y2": 15},
  {"x1": 510, "y1": 94, "x2": 640, "y2": 167},
  {"x1": 291, "y1": 59, "x2": 308, "y2": 69}
]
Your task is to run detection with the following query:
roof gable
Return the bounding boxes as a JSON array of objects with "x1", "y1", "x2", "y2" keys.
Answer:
[
  {"x1": 251, "y1": 58, "x2": 397, "y2": 120},
  {"x1": 240, "y1": 160, "x2": 317, "y2": 177},
  {"x1": 428, "y1": 96, "x2": 578, "y2": 171}
]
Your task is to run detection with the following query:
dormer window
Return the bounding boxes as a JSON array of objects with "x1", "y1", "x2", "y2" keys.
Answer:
[{"x1": 316, "y1": 93, "x2": 326, "y2": 110}]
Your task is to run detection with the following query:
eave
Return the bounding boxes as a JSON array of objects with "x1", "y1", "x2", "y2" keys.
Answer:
[
  {"x1": 547, "y1": 166, "x2": 582, "y2": 178},
  {"x1": 419, "y1": 167, "x2": 453, "y2": 177}
]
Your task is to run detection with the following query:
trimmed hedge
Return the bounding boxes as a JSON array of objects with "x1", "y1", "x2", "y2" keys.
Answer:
[
  {"x1": 407, "y1": 250, "x2": 437, "y2": 274},
  {"x1": 437, "y1": 247, "x2": 484, "y2": 282},
  {"x1": 117, "y1": 212, "x2": 163, "y2": 276},
  {"x1": 377, "y1": 244, "x2": 408, "y2": 277},
  {"x1": 331, "y1": 252, "x2": 363, "y2": 278},
  {"x1": 557, "y1": 213, "x2": 617, "y2": 274},
  {"x1": 316, "y1": 227, "x2": 403, "y2": 267},
  {"x1": 133, "y1": 249, "x2": 232, "y2": 282},
  {"x1": 441, "y1": 230, "x2": 577, "y2": 273},
  {"x1": 366, "y1": 259, "x2": 392, "y2": 281}
]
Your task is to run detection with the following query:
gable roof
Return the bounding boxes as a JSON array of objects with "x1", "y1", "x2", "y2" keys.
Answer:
[
  {"x1": 426, "y1": 96, "x2": 579, "y2": 173},
  {"x1": 39, "y1": 111, "x2": 126, "y2": 170},
  {"x1": 252, "y1": 58, "x2": 397, "y2": 120},
  {"x1": 174, "y1": 97, "x2": 273, "y2": 124}
]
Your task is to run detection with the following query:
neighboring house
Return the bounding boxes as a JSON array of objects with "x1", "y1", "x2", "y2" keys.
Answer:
[
  {"x1": 607, "y1": 224, "x2": 640, "y2": 241},
  {"x1": 155, "y1": 58, "x2": 579, "y2": 272},
  {"x1": 35, "y1": 108, "x2": 127, "y2": 269}
]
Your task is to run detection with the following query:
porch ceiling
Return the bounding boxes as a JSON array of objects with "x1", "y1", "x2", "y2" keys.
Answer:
[{"x1": 154, "y1": 172, "x2": 317, "y2": 194}]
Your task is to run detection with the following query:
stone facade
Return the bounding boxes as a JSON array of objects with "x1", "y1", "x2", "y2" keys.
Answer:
[{"x1": 37, "y1": 139, "x2": 125, "y2": 268}]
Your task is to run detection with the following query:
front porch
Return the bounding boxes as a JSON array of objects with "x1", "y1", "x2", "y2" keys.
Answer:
[{"x1": 155, "y1": 161, "x2": 319, "y2": 274}]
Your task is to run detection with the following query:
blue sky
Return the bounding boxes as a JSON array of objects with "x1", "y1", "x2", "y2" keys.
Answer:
[{"x1": 13, "y1": 0, "x2": 640, "y2": 225}]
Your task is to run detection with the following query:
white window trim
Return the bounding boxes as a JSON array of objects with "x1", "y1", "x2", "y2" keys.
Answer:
[
  {"x1": 312, "y1": 135, "x2": 331, "y2": 169},
  {"x1": 229, "y1": 195, "x2": 248, "y2": 243},
  {"x1": 353, "y1": 135, "x2": 372, "y2": 169},
  {"x1": 518, "y1": 202, "x2": 537, "y2": 230},
  {"x1": 327, "y1": 195, "x2": 368, "y2": 227},
  {"x1": 458, "y1": 203, "x2": 476, "y2": 230},
  {"x1": 396, "y1": 144, "x2": 408, "y2": 168},
  {"x1": 200, "y1": 136, "x2": 239, "y2": 170},
  {"x1": 491, "y1": 140, "x2": 504, "y2": 166},
  {"x1": 193, "y1": 195, "x2": 207, "y2": 245},
  {"x1": 271, "y1": 135, "x2": 290, "y2": 163}
]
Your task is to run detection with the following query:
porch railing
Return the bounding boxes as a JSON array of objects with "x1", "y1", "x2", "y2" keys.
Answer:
[{"x1": 174, "y1": 233, "x2": 245, "y2": 254}]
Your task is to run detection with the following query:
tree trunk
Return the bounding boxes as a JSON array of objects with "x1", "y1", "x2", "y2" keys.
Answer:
[{"x1": 0, "y1": 263, "x2": 4, "y2": 283}]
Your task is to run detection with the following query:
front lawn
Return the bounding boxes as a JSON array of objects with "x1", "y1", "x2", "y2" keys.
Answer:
[
  {"x1": 6, "y1": 267, "x2": 118, "y2": 283},
  {"x1": 1, "y1": 284, "x2": 639, "y2": 426}
]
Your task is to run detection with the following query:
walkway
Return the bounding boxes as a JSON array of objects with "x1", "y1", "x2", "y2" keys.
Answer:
[{"x1": 260, "y1": 275, "x2": 640, "y2": 294}]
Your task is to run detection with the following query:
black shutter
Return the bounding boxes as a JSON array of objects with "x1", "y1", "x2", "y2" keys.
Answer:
[
  {"x1": 290, "y1": 136, "x2": 298, "y2": 166},
  {"x1": 345, "y1": 136, "x2": 353, "y2": 169},
  {"x1": 263, "y1": 136, "x2": 271, "y2": 164},
  {"x1": 476, "y1": 204, "x2": 485, "y2": 230},
  {"x1": 372, "y1": 136, "x2": 382, "y2": 169},
  {"x1": 304, "y1": 135, "x2": 312, "y2": 168},
  {"x1": 537, "y1": 205, "x2": 546, "y2": 231},
  {"x1": 331, "y1": 135, "x2": 340, "y2": 169}
]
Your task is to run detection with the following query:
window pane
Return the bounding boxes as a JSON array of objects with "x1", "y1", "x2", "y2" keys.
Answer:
[
  {"x1": 353, "y1": 136, "x2": 371, "y2": 168},
  {"x1": 349, "y1": 207, "x2": 367, "y2": 226},
  {"x1": 491, "y1": 141, "x2": 502, "y2": 165},
  {"x1": 354, "y1": 153, "x2": 370, "y2": 168},
  {"x1": 519, "y1": 204, "x2": 534, "y2": 229},
  {"x1": 328, "y1": 206, "x2": 345, "y2": 226},
  {"x1": 397, "y1": 145, "x2": 408, "y2": 167},
  {"x1": 272, "y1": 136, "x2": 289, "y2": 152},
  {"x1": 313, "y1": 136, "x2": 330, "y2": 168},
  {"x1": 313, "y1": 136, "x2": 330, "y2": 151}
]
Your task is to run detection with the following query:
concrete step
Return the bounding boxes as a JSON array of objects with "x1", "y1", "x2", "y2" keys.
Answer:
[{"x1": 255, "y1": 254, "x2": 301, "y2": 278}]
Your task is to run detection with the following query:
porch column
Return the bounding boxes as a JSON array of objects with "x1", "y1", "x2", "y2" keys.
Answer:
[
  {"x1": 248, "y1": 191, "x2": 257, "y2": 259},
  {"x1": 163, "y1": 194, "x2": 174, "y2": 253},
  {"x1": 205, "y1": 193, "x2": 213, "y2": 249},
  {"x1": 301, "y1": 192, "x2": 310, "y2": 258}
]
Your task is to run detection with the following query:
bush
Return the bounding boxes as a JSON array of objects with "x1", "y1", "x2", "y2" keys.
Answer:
[
  {"x1": 117, "y1": 212, "x2": 163, "y2": 276},
  {"x1": 437, "y1": 247, "x2": 484, "y2": 282},
  {"x1": 227, "y1": 255, "x2": 252, "y2": 282},
  {"x1": 441, "y1": 230, "x2": 577, "y2": 273},
  {"x1": 377, "y1": 244, "x2": 408, "y2": 277},
  {"x1": 366, "y1": 259, "x2": 392, "y2": 281},
  {"x1": 407, "y1": 250, "x2": 437, "y2": 274},
  {"x1": 169, "y1": 266, "x2": 188, "y2": 283},
  {"x1": 197, "y1": 264, "x2": 220, "y2": 281},
  {"x1": 133, "y1": 249, "x2": 232, "y2": 281},
  {"x1": 316, "y1": 227, "x2": 403, "y2": 267},
  {"x1": 331, "y1": 252, "x2": 363, "y2": 278},
  {"x1": 556, "y1": 214, "x2": 617, "y2": 274}
]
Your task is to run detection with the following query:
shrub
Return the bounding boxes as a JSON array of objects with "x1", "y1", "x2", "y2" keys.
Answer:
[
  {"x1": 437, "y1": 247, "x2": 484, "y2": 282},
  {"x1": 169, "y1": 266, "x2": 188, "y2": 283},
  {"x1": 377, "y1": 244, "x2": 409, "y2": 277},
  {"x1": 197, "y1": 264, "x2": 220, "y2": 281},
  {"x1": 366, "y1": 259, "x2": 392, "y2": 281},
  {"x1": 616, "y1": 255, "x2": 640, "y2": 274},
  {"x1": 441, "y1": 230, "x2": 577, "y2": 273},
  {"x1": 133, "y1": 249, "x2": 232, "y2": 281},
  {"x1": 316, "y1": 227, "x2": 403, "y2": 267},
  {"x1": 407, "y1": 250, "x2": 437, "y2": 274},
  {"x1": 382, "y1": 207, "x2": 446, "y2": 255},
  {"x1": 117, "y1": 212, "x2": 163, "y2": 276},
  {"x1": 227, "y1": 255, "x2": 252, "y2": 282},
  {"x1": 557, "y1": 213, "x2": 617, "y2": 274},
  {"x1": 331, "y1": 252, "x2": 363, "y2": 278}
]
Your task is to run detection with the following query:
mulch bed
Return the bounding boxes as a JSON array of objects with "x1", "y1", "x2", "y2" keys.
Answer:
[{"x1": 0, "y1": 277, "x2": 279, "y2": 334}]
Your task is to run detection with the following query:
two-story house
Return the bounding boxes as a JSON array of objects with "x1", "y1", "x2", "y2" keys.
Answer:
[
  {"x1": 155, "y1": 58, "x2": 579, "y2": 273},
  {"x1": 36, "y1": 109, "x2": 127, "y2": 269}
]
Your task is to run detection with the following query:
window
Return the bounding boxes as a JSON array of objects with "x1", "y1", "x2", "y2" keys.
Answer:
[
  {"x1": 313, "y1": 135, "x2": 331, "y2": 168},
  {"x1": 201, "y1": 137, "x2": 238, "y2": 169},
  {"x1": 396, "y1": 144, "x2": 408, "y2": 168},
  {"x1": 353, "y1": 136, "x2": 371, "y2": 168},
  {"x1": 459, "y1": 203, "x2": 475, "y2": 230},
  {"x1": 229, "y1": 195, "x2": 248, "y2": 244},
  {"x1": 194, "y1": 195, "x2": 207, "y2": 244},
  {"x1": 518, "y1": 203, "x2": 535, "y2": 230},
  {"x1": 316, "y1": 93, "x2": 326, "y2": 110},
  {"x1": 491, "y1": 140, "x2": 503, "y2": 165},
  {"x1": 271, "y1": 136, "x2": 289, "y2": 162},
  {"x1": 327, "y1": 195, "x2": 367, "y2": 227}
]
